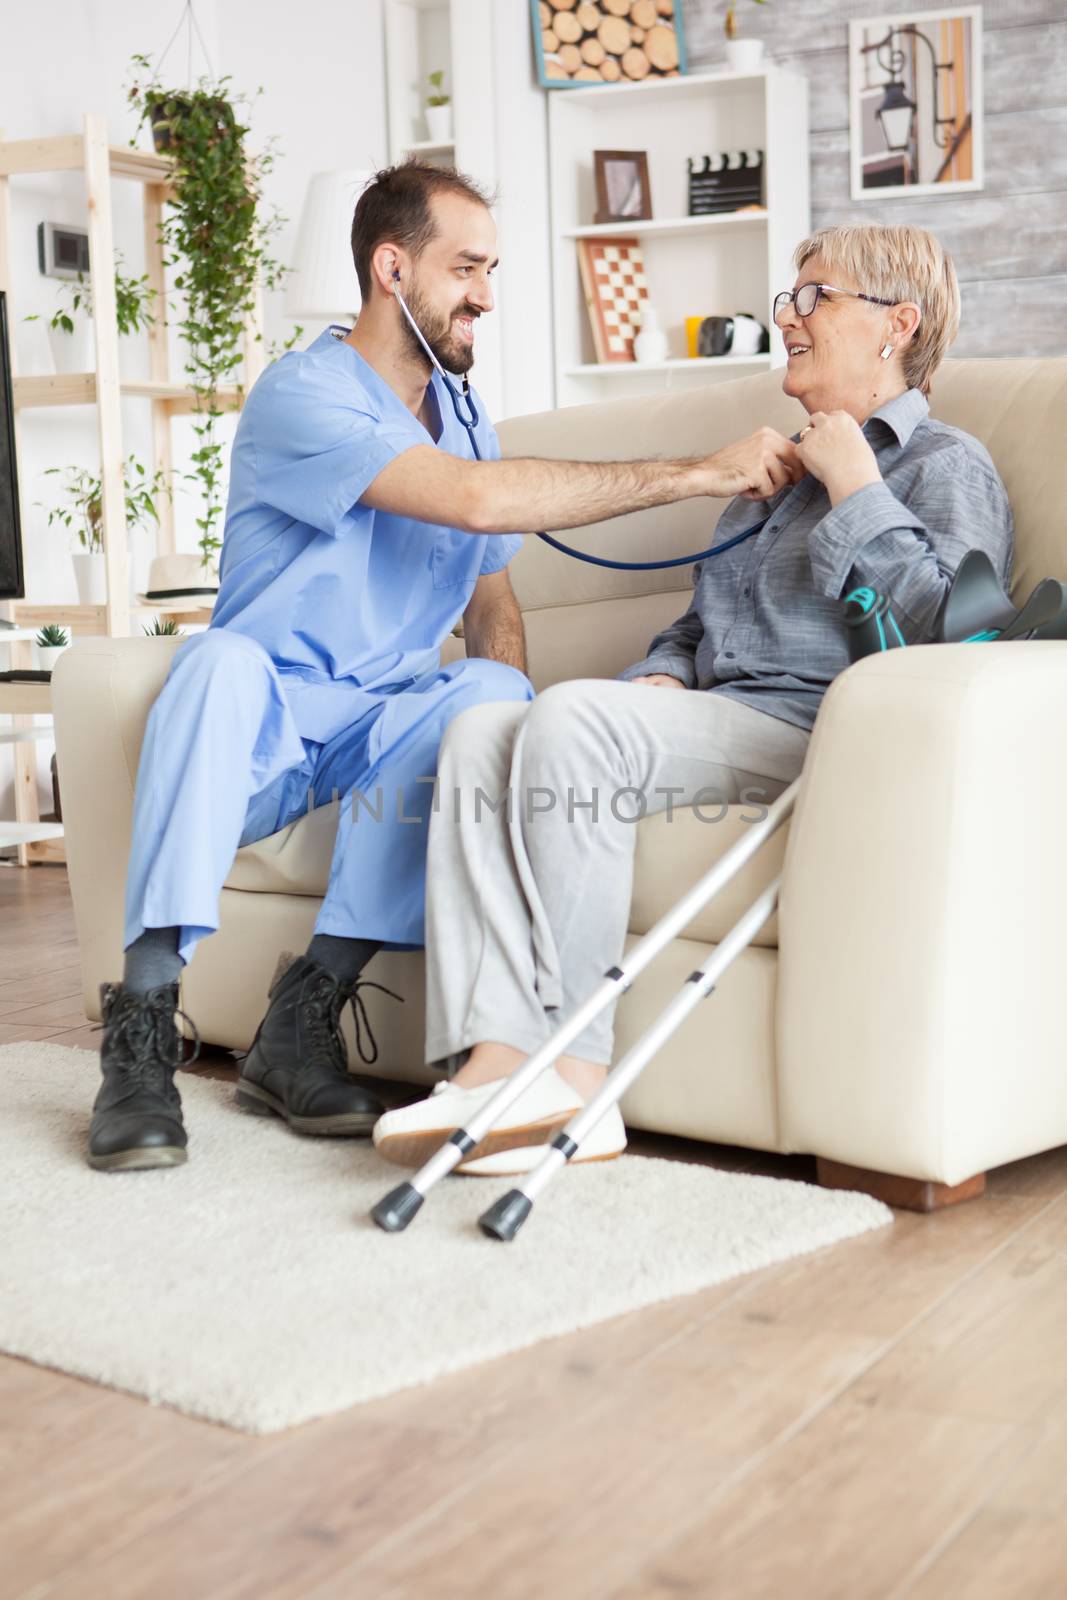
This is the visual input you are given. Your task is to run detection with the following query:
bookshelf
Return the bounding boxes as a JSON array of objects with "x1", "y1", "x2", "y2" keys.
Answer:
[
  {"x1": 0, "y1": 112, "x2": 264, "y2": 642},
  {"x1": 548, "y1": 65, "x2": 810, "y2": 407}
]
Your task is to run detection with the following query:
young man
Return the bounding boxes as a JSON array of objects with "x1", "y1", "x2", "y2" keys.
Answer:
[{"x1": 90, "y1": 159, "x2": 801, "y2": 1172}]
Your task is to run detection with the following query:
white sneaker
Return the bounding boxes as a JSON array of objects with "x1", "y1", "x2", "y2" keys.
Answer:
[
  {"x1": 456, "y1": 1104, "x2": 627, "y2": 1177},
  {"x1": 372, "y1": 1068, "x2": 583, "y2": 1170}
]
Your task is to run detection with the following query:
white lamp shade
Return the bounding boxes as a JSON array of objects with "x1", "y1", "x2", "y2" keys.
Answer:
[{"x1": 285, "y1": 169, "x2": 373, "y2": 321}]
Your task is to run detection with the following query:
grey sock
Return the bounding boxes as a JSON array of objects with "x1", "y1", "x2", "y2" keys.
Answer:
[
  {"x1": 123, "y1": 926, "x2": 183, "y2": 996},
  {"x1": 306, "y1": 933, "x2": 380, "y2": 986}
]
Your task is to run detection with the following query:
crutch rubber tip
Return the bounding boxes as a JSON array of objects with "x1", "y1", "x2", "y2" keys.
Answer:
[
  {"x1": 371, "y1": 1182, "x2": 424, "y2": 1233},
  {"x1": 478, "y1": 1190, "x2": 533, "y2": 1242}
]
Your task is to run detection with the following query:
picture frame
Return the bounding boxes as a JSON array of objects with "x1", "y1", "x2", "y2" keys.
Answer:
[
  {"x1": 593, "y1": 150, "x2": 652, "y2": 225},
  {"x1": 0, "y1": 291, "x2": 26, "y2": 604},
  {"x1": 530, "y1": 0, "x2": 687, "y2": 89},
  {"x1": 849, "y1": 7, "x2": 984, "y2": 200}
]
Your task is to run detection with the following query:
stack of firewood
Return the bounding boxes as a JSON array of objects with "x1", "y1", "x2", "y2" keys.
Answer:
[{"x1": 538, "y1": 0, "x2": 682, "y2": 83}]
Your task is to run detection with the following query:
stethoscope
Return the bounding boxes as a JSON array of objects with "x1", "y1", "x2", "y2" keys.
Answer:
[{"x1": 390, "y1": 269, "x2": 763, "y2": 573}]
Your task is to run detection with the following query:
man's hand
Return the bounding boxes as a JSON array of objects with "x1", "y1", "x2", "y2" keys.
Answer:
[
  {"x1": 630, "y1": 673, "x2": 686, "y2": 689},
  {"x1": 701, "y1": 428, "x2": 805, "y2": 502},
  {"x1": 796, "y1": 411, "x2": 881, "y2": 507}
]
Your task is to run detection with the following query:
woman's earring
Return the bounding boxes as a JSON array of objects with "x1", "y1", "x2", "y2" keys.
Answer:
[{"x1": 880, "y1": 343, "x2": 894, "y2": 360}]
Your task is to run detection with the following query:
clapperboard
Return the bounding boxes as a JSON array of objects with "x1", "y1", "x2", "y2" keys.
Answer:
[{"x1": 687, "y1": 151, "x2": 764, "y2": 216}]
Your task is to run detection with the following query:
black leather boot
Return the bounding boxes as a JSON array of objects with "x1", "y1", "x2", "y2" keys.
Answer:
[
  {"x1": 235, "y1": 956, "x2": 395, "y2": 1135},
  {"x1": 88, "y1": 981, "x2": 199, "y2": 1172}
]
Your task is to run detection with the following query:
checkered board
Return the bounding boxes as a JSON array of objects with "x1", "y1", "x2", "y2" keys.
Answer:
[{"x1": 577, "y1": 238, "x2": 649, "y2": 364}]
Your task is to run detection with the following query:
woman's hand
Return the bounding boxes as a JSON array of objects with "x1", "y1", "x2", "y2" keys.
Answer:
[
  {"x1": 631, "y1": 674, "x2": 687, "y2": 689},
  {"x1": 796, "y1": 411, "x2": 882, "y2": 507}
]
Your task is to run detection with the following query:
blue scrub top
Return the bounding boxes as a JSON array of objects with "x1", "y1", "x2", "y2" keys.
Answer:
[{"x1": 210, "y1": 327, "x2": 522, "y2": 741}]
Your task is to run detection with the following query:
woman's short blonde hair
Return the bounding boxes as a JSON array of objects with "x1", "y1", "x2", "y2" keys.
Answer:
[{"x1": 793, "y1": 223, "x2": 960, "y2": 395}]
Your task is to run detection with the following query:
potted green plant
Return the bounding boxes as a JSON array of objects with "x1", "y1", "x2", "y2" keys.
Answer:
[
  {"x1": 142, "y1": 617, "x2": 184, "y2": 637},
  {"x1": 40, "y1": 455, "x2": 173, "y2": 606},
  {"x1": 25, "y1": 253, "x2": 157, "y2": 376},
  {"x1": 127, "y1": 54, "x2": 294, "y2": 575},
  {"x1": 724, "y1": 0, "x2": 768, "y2": 69},
  {"x1": 425, "y1": 70, "x2": 452, "y2": 144},
  {"x1": 35, "y1": 623, "x2": 70, "y2": 672}
]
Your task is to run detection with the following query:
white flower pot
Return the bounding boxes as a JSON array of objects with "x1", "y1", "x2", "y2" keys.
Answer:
[
  {"x1": 72, "y1": 550, "x2": 107, "y2": 606},
  {"x1": 47, "y1": 317, "x2": 95, "y2": 375},
  {"x1": 425, "y1": 104, "x2": 453, "y2": 144},
  {"x1": 37, "y1": 644, "x2": 68, "y2": 673},
  {"x1": 725, "y1": 38, "x2": 765, "y2": 70}
]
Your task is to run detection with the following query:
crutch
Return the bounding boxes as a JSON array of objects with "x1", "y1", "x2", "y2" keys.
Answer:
[
  {"x1": 370, "y1": 777, "x2": 799, "y2": 1234},
  {"x1": 478, "y1": 876, "x2": 780, "y2": 1240}
]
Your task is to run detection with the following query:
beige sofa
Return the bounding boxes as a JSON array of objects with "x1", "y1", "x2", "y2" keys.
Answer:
[{"x1": 52, "y1": 357, "x2": 1067, "y2": 1207}]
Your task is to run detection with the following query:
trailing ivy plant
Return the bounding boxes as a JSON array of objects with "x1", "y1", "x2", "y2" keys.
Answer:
[
  {"x1": 126, "y1": 54, "x2": 299, "y2": 572},
  {"x1": 39, "y1": 456, "x2": 173, "y2": 555}
]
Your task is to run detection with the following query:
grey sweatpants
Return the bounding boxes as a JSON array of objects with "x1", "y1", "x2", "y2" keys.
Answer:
[{"x1": 423, "y1": 678, "x2": 811, "y2": 1068}]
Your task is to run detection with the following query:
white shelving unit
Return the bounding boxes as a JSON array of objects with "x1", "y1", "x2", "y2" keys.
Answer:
[
  {"x1": 384, "y1": 0, "x2": 456, "y2": 165},
  {"x1": 548, "y1": 65, "x2": 810, "y2": 408},
  {"x1": 382, "y1": 0, "x2": 507, "y2": 418}
]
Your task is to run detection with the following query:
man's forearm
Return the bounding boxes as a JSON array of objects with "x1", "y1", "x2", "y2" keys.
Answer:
[
  {"x1": 463, "y1": 596, "x2": 528, "y2": 675},
  {"x1": 472, "y1": 455, "x2": 710, "y2": 534}
]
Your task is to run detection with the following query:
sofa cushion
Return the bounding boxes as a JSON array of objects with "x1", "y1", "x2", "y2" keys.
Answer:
[{"x1": 225, "y1": 799, "x2": 786, "y2": 948}]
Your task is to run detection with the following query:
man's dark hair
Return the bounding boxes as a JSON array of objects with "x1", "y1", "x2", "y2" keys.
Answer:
[{"x1": 351, "y1": 160, "x2": 494, "y2": 300}]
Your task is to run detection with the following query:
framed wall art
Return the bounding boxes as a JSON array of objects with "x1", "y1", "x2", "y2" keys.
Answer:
[
  {"x1": 849, "y1": 6, "x2": 984, "y2": 199},
  {"x1": 531, "y1": 0, "x2": 687, "y2": 88},
  {"x1": 593, "y1": 150, "x2": 652, "y2": 223}
]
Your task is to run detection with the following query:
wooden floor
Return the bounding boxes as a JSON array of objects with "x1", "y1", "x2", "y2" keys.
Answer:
[{"x1": 2, "y1": 864, "x2": 1065, "y2": 1600}]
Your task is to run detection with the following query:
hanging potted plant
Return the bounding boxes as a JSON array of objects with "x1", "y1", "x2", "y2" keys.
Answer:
[
  {"x1": 127, "y1": 53, "x2": 294, "y2": 578},
  {"x1": 39, "y1": 455, "x2": 173, "y2": 606},
  {"x1": 724, "y1": 0, "x2": 768, "y2": 70}
]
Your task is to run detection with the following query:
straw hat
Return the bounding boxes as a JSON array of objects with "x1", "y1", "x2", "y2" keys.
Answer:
[{"x1": 138, "y1": 552, "x2": 219, "y2": 607}]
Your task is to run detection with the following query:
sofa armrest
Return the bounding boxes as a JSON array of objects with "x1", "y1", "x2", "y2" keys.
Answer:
[
  {"x1": 51, "y1": 637, "x2": 183, "y2": 1019},
  {"x1": 777, "y1": 642, "x2": 1067, "y2": 1183}
]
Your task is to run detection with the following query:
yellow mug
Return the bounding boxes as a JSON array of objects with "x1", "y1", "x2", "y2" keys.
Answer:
[{"x1": 685, "y1": 316, "x2": 712, "y2": 359}]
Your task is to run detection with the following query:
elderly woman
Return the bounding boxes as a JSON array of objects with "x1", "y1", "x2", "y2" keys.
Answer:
[{"x1": 373, "y1": 222, "x2": 1014, "y2": 1173}]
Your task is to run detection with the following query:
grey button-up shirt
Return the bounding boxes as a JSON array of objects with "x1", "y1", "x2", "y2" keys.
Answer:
[{"x1": 618, "y1": 387, "x2": 1014, "y2": 731}]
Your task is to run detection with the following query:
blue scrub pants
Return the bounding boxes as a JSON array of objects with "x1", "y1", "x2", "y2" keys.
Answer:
[{"x1": 123, "y1": 628, "x2": 533, "y2": 966}]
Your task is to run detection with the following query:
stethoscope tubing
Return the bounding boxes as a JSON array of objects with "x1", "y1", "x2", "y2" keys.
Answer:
[{"x1": 393, "y1": 276, "x2": 758, "y2": 573}]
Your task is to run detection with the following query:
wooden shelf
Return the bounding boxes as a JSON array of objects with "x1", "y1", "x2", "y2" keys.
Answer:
[
  {"x1": 13, "y1": 374, "x2": 244, "y2": 414},
  {"x1": 564, "y1": 211, "x2": 766, "y2": 242},
  {"x1": 12, "y1": 604, "x2": 106, "y2": 632},
  {"x1": 404, "y1": 139, "x2": 455, "y2": 154},
  {"x1": 0, "y1": 135, "x2": 173, "y2": 186},
  {"x1": 0, "y1": 680, "x2": 53, "y2": 715},
  {"x1": 564, "y1": 355, "x2": 773, "y2": 377}
]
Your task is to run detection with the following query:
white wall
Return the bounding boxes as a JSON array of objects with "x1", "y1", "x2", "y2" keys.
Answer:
[{"x1": 0, "y1": 0, "x2": 389, "y2": 823}]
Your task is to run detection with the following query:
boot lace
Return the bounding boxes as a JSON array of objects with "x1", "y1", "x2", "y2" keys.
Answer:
[
  {"x1": 299, "y1": 968, "x2": 404, "y2": 1070},
  {"x1": 93, "y1": 983, "x2": 201, "y2": 1092}
]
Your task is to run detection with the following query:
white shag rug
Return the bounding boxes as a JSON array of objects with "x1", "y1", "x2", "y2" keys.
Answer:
[{"x1": 0, "y1": 1042, "x2": 891, "y2": 1433}]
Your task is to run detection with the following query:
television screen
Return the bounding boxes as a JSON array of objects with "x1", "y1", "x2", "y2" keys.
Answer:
[{"x1": 0, "y1": 290, "x2": 25, "y2": 601}]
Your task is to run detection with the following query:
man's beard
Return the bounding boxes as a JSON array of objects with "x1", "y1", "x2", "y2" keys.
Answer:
[{"x1": 399, "y1": 280, "x2": 478, "y2": 376}]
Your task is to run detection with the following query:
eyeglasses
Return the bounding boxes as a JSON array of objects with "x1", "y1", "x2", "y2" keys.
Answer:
[{"x1": 773, "y1": 283, "x2": 898, "y2": 324}]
